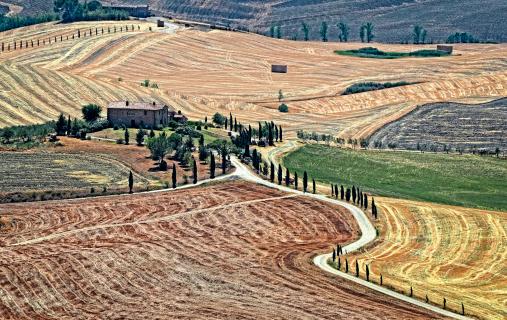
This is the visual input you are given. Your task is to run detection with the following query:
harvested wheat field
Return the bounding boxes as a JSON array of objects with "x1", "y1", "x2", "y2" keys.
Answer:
[
  {"x1": 347, "y1": 197, "x2": 507, "y2": 319},
  {"x1": 1, "y1": 21, "x2": 506, "y2": 139},
  {"x1": 0, "y1": 181, "x2": 443, "y2": 319}
]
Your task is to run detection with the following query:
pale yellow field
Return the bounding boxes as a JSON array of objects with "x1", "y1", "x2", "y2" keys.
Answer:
[
  {"x1": 347, "y1": 197, "x2": 507, "y2": 319},
  {"x1": 1, "y1": 21, "x2": 506, "y2": 141}
]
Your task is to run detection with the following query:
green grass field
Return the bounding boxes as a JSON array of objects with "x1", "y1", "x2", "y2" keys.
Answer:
[{"x1": 282, "y1": 144, "x2": 507, "y2": 211}]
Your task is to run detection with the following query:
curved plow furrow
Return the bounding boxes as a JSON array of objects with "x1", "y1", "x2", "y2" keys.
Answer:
[{"x1": 0, "y1": 181, "x2": 441, "y2": 319}]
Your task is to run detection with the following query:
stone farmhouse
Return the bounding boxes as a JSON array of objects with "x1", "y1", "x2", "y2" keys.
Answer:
[{"x1": 107, "y1": 101, "x2": 187, "y2": 128}]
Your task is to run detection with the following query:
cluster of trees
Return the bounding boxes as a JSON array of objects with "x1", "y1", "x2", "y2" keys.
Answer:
[
  {"x1": 53, "y1": 0, "x2": 129, "y2": 23},
  {"x1": 413, "y1": 25, "x2": 428, "y2": 44},
  {"x1": 342, "y1": 81, "x2": 412, "y2": 95},
  {"x1": 296, "y1": 130, "x2": 368, "y2": 148},
  {"x1": 446, "y1": 32, "x2": 479, "y2": 43},
  {"x1": 270, "y1": 21, "x2": 373, "y2": 43},
  {"x1": 0, "y1": 14, "x2": 57, "y2": 33}
]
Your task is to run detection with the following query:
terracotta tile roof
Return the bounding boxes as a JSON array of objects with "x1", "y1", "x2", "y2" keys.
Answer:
[{"x1": 108, "y1": 101, "x2": 172, "y2": 111}]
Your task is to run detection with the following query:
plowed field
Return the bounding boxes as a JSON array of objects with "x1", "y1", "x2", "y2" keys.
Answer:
[{"x1": 0, "y1": 181, "x2": 441, "y2": 319}]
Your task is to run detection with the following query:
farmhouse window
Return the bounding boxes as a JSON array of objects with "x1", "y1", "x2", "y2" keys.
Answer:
[{"x1": 144, "y1": 111, "x2": 147, "y2": 115}]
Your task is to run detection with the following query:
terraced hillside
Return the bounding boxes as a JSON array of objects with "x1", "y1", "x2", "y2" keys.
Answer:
[
  {"x1": 7, "y1": 0, "x2": 507, "y2": 42},
  {"x1": 348, "y1": 198, "x2": 507, "y2": 319},
  {"x1": 1, "y1": 21, "x2": 506, "y2": 142},
  {"x1": 0, "y1": 181, "x2": 442, "y2": 319},
  {"x1": 369, "y1": 98, "x2": 507, "y2": 152}
]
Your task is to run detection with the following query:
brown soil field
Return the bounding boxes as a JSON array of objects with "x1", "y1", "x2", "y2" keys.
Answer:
[
  {"x1": 51, "y1": 137, "x2": 217, "y2": 185},
  {"x1": 0, "y1": 181, "x2": 442, "y2": 319},
  {"x1": 1, "y1": 21, "x2": 506, "y2": 140},
  {"x1": 347, "y1": 197, "x2": 507, "y2": 319}
]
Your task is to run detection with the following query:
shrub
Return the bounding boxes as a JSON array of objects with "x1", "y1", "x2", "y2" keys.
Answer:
[
  {"x1": 212, "y1": 112, "x2": 226, "y2": 126},
  {"x1": 278, "y1": 104, "x2": 289, "y2": 113}
]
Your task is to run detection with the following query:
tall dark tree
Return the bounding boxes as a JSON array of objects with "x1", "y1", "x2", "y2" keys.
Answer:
[
  {"x1": 301, "y1": 22, "x2": 309, "y2": 41},
  {"x1": 234, "y1": 117, "x2": 238, "y2": 132},
  {"x1": 352, "y1": 185, "x2": 357, "y2": 203},
  {"x1": 221, "y1": 143, "x2": 227, "y2": 174},
  {"x1": 192, "y1": 158, "x2": 198, "y2": 184},
  {"x1": 66, "y1": 115, "x2": 71, "y2": 135},
  {"x1": 285, "y1": 168, "x2": 290, "y2": 186},
  {"x1": 277, "y1": 164, "x2": 283, "y2": 185},
  {"x1": 225, "y1": 118, "x2": 228, "y2": 130},
  {"x1": 56, "y1": 113, "x2": 66, "y2": 135},
  {"x1": 337, "y1": 22, "x2": 349, "y2": 42},
  {"x1": 258, "y1": 122, "x2": 262, "y2": 140},
  {"x1": 248, "y1": 125, "x2": 252, "y2": 142},
  {"x1": 294, "y1": 172, "x2": 298, "y2": 190},
  {"x1": 340, "y1": 185, "x2": 344, "y2": 200},
  {"x1": 244, "y1": 143, "x2": 250, "y2": 158},
  {"x1": 124, "y1": 127, "x2": 129, "y2": 145},
  {"x1": 268, "y1": 124, "x2": 274, "y2": 146},
  {"x1": 210, "y1": 152, "x2": 216, "y2": 179},
  {"x1": 332, "y1": 249, "x2": 336, "y2": 262},
  {"x1": 364, "y1": 194, "x2": 368, "y2": 209},
  {"x1": 172, "y1": 163, "x2": 177, "y2": 188},
  {"x1": 320, "y1": 21, "x2": 328, "y2": 42},
  {"x1": 366, "y1": 264, "x2": 370, "y2": 282},
  {"x1": 252, "y1": 149, "x2": 259, "y2": 171},
  {"x1": 274, "y1": 125, "x2": 279, "y2": 142},
  {"x1": 345, "y1": 258, "x2": 349, "y2": 273},
  {"x1": 128, "y1": 171, "x2": 133, "y2": 193},
  {"x1": 355, "y1": 260, "x2": 359, "y2": 277},
  {"x1": 312, "y1": 178, "x2": 316, "y2": 194},
  {"x1": 270, "y1": 162, "x2": 275, "y2": 182},
  {"x1": 279, "y1": 125, "x2": 283, "y2": 141},
  {"x1": 346, "y1": 188, "x2": 351, "y2": 201},
  {"x1": 303, "y1": 171, "x2": 308, "y2": 193},
  {"x1": 337, "y1": 257, "x2": 341, "y2": 270}
]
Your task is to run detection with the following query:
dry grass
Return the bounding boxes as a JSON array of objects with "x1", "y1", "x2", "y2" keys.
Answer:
[
  {"x1": 347, "y1": 198, "x2": 507, "y2": 319},
  {"x1": 1, "y1": 22, "x2": 506, "y2": 141},
  {"x1": 0, "y1": 181, "x2": 443, "y2": 319}
]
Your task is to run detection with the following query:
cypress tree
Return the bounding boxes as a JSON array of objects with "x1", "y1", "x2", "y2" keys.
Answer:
[
  {"x1": 270, "y1": 162, "x2": 275, "y2": 182},
  {"x1": 210, "y1": 153, "x2": 216, "y2": 178},
  {"x1": 277, "y1": 164, "x2": 283, "y2": 185},
  {"x1": 303, "y1": 171, "x2": 308, "y2": 192},
  {"x1": 335, "y1": 184, "x2": 338, "y2": 198},
  {"x1": 312, "y1": 178, "x2": 316, "y2": 194},
  {"x1": 248, "y1": 124, "x2": 252, "y2": 142},
  {"x1": 366, "y1": 264, "x2": 369, "y2": 282},
  {"x1": 352, "y1": 185, "x2": 357, "y2": 203},
  {"x1": 172, "y1": 163, "x2": 177, "y2": 188},
  {"x1": 124, "y1": 127, "x2": 129, "y2": 145},
  {"x1": 258, "y1": 122, "x2": 262, "y2": 139},
  {"x1": 285, "y1": 168, "x2": 290, "y2": 186},
  {"x1": 252, "y1": 149, "x2": 259, "y2": 171},
  {"x1": 193, "y1": 158, "x2": 198, "y2": 184},
  {"x1": 268, "y1": 124, "x2": 274, "y2": 146},
  {"x1": 355, "y1": 260, "x2": 359, "y2": 277},
  {"x1": 443, "y1": 298, "x2": 446, "y2": 310},
  {"x1": 331, "y1": 183, "x2": 334, "y2": 195},
  {"x1": 332, "y1": 249, "x2": 336, "y2": 262},
  {"x1": 56, "y1": 113, "x2": 66, "y2": 135},
  {"x1": 294, "y1": 172, "x2": 298, "y2": 190},
  {"x1": 410, "y1": 286, "x2": 413, "y2": 297},
  {"x1": 462, "y1": 303, "x2": 465, "y2": 315},
  {"x1": 221, "y1": 145, "x2": 227, "y2": 174},
  {"x1": 234, "y1": 117, "x2": 238, "y2": 132},
  {"x1": 346, "y1": 188, "x2": 351, "y2": 201},
  {"x1": 364, "y1": 194, "x2": 368, "y2": 209},
  {"x1": 279, "y1": 125, "x2": 283, "y2": 141},
  {"x1": 345, "y1": 258, "x2": 349, "y2": 273},
  {"x1": 337, "y1": 257, "x2": 341, "y2": 270},
  {"x1": 340, "y1": 185, "x2": 344, "y2": 200},
  {"x1": 426, "y1": 295, "x2": 429, "y2": 303},
  {"x1": 244, "y1": 143, "x2": 250, "y2": 157},
  {"x1": 380, "y1": 274, "x2": 383, "y2": 286},
  {"x1": 225, "y1": 118, "x2": 228, "y2": 130},
  {"x1": 128, "y1": 171, "x2": 133, "y2": 193},
  {"x1": 229, "y1": 113, "x2": 233, "y2": 130},
  {"x1": 274, "y1": 125, "x2": 279, "y2": 142}
]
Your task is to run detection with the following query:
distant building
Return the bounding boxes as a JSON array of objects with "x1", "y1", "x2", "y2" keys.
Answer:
[
  {"x1": 271, "y1": 65, "x2": 288, "y2": 73},
  {"x1": 101, "y1": 4, "x2": 150, "y2": 18},
  {"x1": 107, "y1": 101, "x2": 187, "y2": 128},
  {"x1": 437, "y1": 45, "x2": 453, "y2": 54}
]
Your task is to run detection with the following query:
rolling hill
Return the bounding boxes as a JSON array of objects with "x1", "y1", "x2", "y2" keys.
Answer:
[{"x1": 4, "y1": 0, "x2": 507, "y2": 42}]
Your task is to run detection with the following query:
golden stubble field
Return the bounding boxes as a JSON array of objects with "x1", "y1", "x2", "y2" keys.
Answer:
[
  {"x1": 348, "y1": 197, "x2": 507, "y2": 319},
  {"x1": 1, "y1": 21, "x2": 506, "y2": 140}
]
